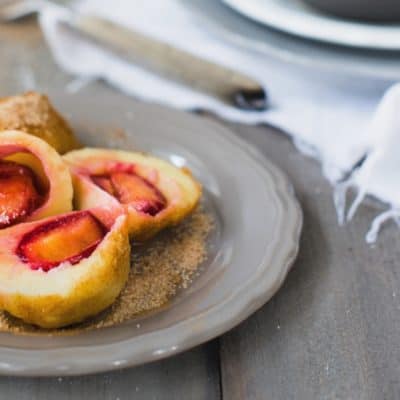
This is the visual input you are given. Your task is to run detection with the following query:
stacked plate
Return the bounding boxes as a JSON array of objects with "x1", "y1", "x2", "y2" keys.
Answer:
[{"x1": 182, "y1": 0, "x2": 400, "y2": 80}]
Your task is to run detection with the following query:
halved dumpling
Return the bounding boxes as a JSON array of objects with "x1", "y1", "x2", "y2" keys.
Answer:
[
  {"x1": 0, "y1": 130, "x2": 73, "y2": 228},
  {"x1": 0, "y1": 92, "x2": 81, "y2": 154},
  {"x1": 0, "y1": 207, "x2": 129, "y2": 328},
  {"x1": 63, "y1": 148, "x2": 202, "y2": 240}
]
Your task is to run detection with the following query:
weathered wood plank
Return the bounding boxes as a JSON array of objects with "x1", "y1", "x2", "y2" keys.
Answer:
[
  {"x1": 219, "y1": 123, "x2": 400, "y2": 400},
  {"x1": 0, "y1": 343, "x2": 220, "y2": 400}
]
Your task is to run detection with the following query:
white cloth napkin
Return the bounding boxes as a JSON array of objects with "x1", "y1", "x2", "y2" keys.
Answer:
[{"x1": 39, "y1": 0, "x2": 400, "y2": 241}]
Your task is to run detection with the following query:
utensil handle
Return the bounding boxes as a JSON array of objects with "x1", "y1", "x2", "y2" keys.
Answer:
[{"x1": 69, "y1": 15, "x2": 267, "y2": 110}]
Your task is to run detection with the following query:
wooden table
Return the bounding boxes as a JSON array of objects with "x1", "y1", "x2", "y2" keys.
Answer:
[{"x1": 0, "y1": 19, "x2": 399, "y2": 400}]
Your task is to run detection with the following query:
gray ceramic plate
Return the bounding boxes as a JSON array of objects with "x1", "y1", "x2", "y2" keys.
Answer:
[
  {"x1": 222, "y1": 0, "x2": 400, "y2": 50},
  {"x1": 182, "y1": 0, "x2": 400, "y2": 81},
  {"x1": 0, "y1": 87, "x2": 302, "y2": 376}
]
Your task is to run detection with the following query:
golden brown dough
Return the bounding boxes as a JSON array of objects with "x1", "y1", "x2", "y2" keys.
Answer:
[
  {"x1": 0, "y1": 92, "x2": 81, "y2": 154},
  {"x1": 0, "y1": 208, "x2": 130, "y2": 328}
]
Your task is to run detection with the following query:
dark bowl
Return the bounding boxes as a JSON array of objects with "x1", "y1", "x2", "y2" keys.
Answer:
[{"x1": 302, "y1": 0, "x2": 400, "y2": 22}]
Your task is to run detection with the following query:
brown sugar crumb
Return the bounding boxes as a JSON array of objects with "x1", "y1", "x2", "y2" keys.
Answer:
[
  {"x1": 0, "y1": 92, "x2": 81, "y2": 154},
  {"x1": 0, "y1": 207, "x2": 213, "y2": 335},
  {"x1": 110, "y1": 127, "x2": 128, "y2": 141}
]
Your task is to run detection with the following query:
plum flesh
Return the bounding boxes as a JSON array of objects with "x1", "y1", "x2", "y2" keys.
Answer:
[
  {"x1": 91, "y1": 165, "x2": 166, "y2": 216},
  {"x1": 16, "y1": 211, "x2": 107, "y2": 271},
  {"x1": 0, "y1": 160, "x2": 43, "y2": 228}
]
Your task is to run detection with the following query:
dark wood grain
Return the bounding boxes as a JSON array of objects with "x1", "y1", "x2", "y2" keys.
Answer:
[
  {"x1": 218, "y1": 123, "x2": 400, "y2": 400},
  {"x1": 0, "y1": 344, "x2": 220, "y2": 400}
]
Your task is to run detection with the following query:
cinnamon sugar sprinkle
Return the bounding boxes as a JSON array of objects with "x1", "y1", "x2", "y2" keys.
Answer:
[{"x1": 0, "y1": 207, "x2": 213, "y2": 335}]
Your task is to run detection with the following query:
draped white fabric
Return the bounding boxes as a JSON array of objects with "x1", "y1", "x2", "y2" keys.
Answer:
[{"x1": 40, "y1": 0, "x2": 400, "y2": 240}]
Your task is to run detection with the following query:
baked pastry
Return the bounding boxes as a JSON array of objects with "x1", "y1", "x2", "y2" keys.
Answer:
[
  {"x1": 0, "y1": 92, "x2": 81, "y2": 154},
  {"x1": 63, "y1": 148, "x2": 202, "y2": 240},
  {"x1": 0, "y1": 130, "x2": 73, "y2": 228},
  {"x1": 0, "y1": 207, "x2": 129, "y2": 328}
]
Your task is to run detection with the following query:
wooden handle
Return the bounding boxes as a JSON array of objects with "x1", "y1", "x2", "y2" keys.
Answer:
[{"x1": 67, "y1": 15, "x2": 267, "y2": 110}]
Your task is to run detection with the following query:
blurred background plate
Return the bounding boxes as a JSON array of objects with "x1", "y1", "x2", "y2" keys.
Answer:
[
  {"x1": 302, "y1": 0, "x2": 400, "y2": 22},
  {"x1": 182, "y1": 0, "x2": 400, "y2": 81},
  {"x1": 221, "y1": 0, "x2": 400, "y2": 50}
]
